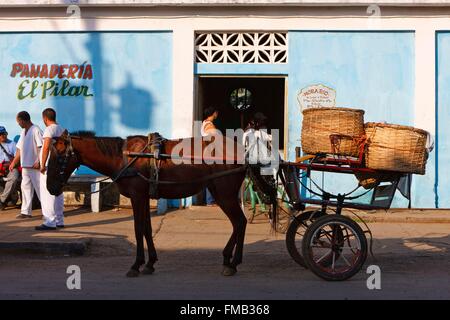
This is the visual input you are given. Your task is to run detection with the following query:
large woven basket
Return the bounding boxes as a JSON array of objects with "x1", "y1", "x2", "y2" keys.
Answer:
[
  {"x1": 365, "y1": 122, "x2": 428, "y2": 174},
  {"x1": 301, "y1": 107, "x2": 365, "y2": 156}
]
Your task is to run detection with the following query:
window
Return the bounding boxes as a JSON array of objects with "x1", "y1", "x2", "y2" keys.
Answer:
[
  {"x1": 195, "y1": 32, "x2": 288, "y2": 64},
  {"x1": 230, "y1": 88, "x2": 253, "y2": 111}
]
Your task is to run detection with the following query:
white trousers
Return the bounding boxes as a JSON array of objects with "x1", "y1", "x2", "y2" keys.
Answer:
[
  {"x1": 20, "y1": 168, "x2": 41, "y2": 216},
  {"x1": 40, "y1": 172, "x2": 64, "y2": 227}
]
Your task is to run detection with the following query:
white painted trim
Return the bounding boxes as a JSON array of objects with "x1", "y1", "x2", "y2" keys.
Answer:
[
  {"x1": 414, "y1": 26, "x2": 436, "y2": 134},
  {"x1": 3, "y1": 16, "x2": 450, "y2": 32},
  {"x1": 2, "y1": 1, "x2": 450, "y2": 7},
  {"x1": 172, "y1": 27, "x2": 195, "y2": 138}
]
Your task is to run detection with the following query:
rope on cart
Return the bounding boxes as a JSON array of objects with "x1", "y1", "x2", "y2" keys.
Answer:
[{"x1": 298, "y1": 175, "x2": 374, "y2": 201}]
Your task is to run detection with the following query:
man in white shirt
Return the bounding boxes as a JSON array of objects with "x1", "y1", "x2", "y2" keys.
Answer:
[
  {"x1": 36, "y1": 108, "x2": 65, "y2": 231},
  {"x1": 9, "y1": 112, "x2": 43, "y2": 218},
  {"x1": 243, "y1": 112, "x2": 277, "y2": 175},
  {"x1": 0, "y1": 126, "x2": 20, "y2": 210}
]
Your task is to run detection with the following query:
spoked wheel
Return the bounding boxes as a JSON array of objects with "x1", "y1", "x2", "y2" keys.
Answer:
[
  {"x1": 285, "y1": 210, "x2": 325, "y2": 268},
  {"x1": 240, "y1": 179, "x2": 269, "y2": 223},
  {"x1": 302, "y1": 215, "x2": 368, "y2": 281}
]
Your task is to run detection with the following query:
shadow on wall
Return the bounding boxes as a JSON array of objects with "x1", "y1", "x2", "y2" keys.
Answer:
[
  {"x1": 117, "y1": 73, "x2": 155, "y2": 130},
  {"x1": 54, "y1": 90, "x2": 86, "y2": 133},
  {"x1": 54, "y1": 31, "x2": 155, "y2": 135},
  {"x1": 88, "y1": 32, "x2": 109, "y2": 135},
  {"x1": 53, "y1": 31, "x2": 110, "y2": 135}
]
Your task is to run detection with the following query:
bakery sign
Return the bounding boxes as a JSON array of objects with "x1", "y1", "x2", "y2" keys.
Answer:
[
  {"x1": 10, "y1": 62, "x2": 94, "y2": 100},
  {"x1": 297, "y1": 84, "x2": 336, "y2": 110}
]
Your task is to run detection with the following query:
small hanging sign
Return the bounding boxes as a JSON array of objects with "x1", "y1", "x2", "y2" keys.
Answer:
[{"x1": 297, "y1": 84, "x2": 336, "y2": 111}]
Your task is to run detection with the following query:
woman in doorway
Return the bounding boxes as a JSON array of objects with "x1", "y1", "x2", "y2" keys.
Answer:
[
  {"x1": 201, "y1": 107, "x2": 219, "y2": 137},
  {"x1": 201, "y1": 107, "x2": 220, "y2": 206}
]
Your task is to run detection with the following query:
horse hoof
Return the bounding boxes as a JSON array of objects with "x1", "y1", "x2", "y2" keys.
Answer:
[
  {"x1": 141, "y1": 266, "x2": 155, "y2": 275},
  {"x1": 126, "y1": 269, "x2": 140, "y2": 278},
  {"x1": 222, "y1": 266, "x2": 237, "y2": 276}
]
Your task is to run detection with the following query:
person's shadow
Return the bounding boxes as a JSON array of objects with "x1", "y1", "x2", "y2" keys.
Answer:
[{"x1": 117, "y1": 73, "x2": 155, "y2": 130}]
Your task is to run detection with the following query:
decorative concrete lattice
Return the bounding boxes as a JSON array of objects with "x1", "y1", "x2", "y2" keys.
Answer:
[{"x1": 195, "y1": 32, "x2": 288, "y2": 64}]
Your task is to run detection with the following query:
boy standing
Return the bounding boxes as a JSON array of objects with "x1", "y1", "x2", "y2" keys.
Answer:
[{"x1": 35, "y1": 108, "x2": 65, "y2": 231}]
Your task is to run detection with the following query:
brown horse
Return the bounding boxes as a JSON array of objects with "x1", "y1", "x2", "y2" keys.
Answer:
[{"x1": 46, "y1": 131, "x2": 253, "y2": 277}]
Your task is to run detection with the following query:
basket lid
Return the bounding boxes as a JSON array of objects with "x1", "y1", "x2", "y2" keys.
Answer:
[
  {"x1": 365, "y1": 122, "x2": 428, "y2": 135},
  {"x1": 302, "y1": 107, "x2": 365, "y2": 115}
]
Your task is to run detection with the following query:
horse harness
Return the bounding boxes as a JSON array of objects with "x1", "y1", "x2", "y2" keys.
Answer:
[
  {"x1": 122, "y1": 133, "x2": 248, "y2": 198},
  {"x1": 59, "y1": 132, "x2": 248, "y2": 198},
  {"x1": 119, "y1": 132, "x2": 166, "y2": 198}
]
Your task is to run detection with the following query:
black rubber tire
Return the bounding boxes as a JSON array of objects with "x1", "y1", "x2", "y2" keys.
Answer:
[
  {"x1": 285, "y1": 210, "x2": 324, "y2": 268},
  {"x1": 302, "y1": 215, "x2": 368, "y2": 281}
]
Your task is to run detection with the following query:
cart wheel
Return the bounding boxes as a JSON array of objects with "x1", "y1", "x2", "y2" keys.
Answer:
[
  {"x1": 302, "y1": 215, "x2": 368, "y2": 281},
  {"x1": 285, "y1": 210, "x2": 325, "y2": 268}
]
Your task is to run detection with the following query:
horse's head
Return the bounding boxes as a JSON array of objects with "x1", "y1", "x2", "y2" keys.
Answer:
[{"x1": 47, "y1": 130, "x2": 81, "y2": 196}]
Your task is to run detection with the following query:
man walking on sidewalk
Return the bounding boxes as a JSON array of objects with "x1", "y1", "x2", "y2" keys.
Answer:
[
  {"x1": 0, "y1": 126, "x2": 19, "y2": 210},
  {"x1": 35, "y1": 108, "x2": 65, "y2": 231},
  {"x1": 9, "y1": 111, "x2": 43, "y2": 219}
]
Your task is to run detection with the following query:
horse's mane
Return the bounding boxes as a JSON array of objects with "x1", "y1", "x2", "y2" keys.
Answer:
[
  {"x1": 70, "y1": 130, "x2": 124, "y2": 157},
  {"x1": 71, "y1": 130, "x2": 96, "y2": 138}
]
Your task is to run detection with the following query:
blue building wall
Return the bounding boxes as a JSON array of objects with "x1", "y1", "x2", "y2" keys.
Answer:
[
  {"x1": 197, "y1": 31, "x2": 424, "y2": 207},
  {"x1": 287, "y1": 31, "x2": 419, "y2": 207},
  {"x1": 436, "y1": 32, "x2": 450, "y2": 208},
  {"x1": 0, "y1": 31, "x2": 173, "y2": 174}
]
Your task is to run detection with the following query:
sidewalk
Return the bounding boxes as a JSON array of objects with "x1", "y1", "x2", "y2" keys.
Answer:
[
  {"x1": 0, "y1": 205, "x2": 449, "y2": 256},
  {"x1": 0, "y1": 207, "x2": 142, "y2": 256},
  {"x1": 342, "y1": 208, "x2": 450, "y2": 223}
]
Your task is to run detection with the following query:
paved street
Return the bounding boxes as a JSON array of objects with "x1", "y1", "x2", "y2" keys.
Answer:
[{"x1": 0, "y1": 206, "x2": 449, "y2": 300}]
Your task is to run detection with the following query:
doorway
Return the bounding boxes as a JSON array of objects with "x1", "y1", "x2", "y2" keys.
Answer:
[{"x1": 195, "y1": 76, "x2": 287, "y2": 151}]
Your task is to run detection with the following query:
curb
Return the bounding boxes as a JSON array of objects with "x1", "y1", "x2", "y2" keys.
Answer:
[
  {"x1": 0, "y1": 238, "x2": 91, "y2": 256},
  {"x1": 345, "y1": 214, "x2": 450, "y2": 224}
]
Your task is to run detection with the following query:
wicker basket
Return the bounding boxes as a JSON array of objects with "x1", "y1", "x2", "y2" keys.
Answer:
[
  {"x1": 365, "y1": 122, "x2": 428, "y2": 174},
  {"x1": 301, "y1": 107, "x2": 365, "y2": 156},
  {"x1": 354, "y1": 171, "x2": 402, "y2": 189}
]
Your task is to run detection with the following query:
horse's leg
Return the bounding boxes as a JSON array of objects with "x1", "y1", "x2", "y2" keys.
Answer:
[
  {"x1": 224, "y1": 201, "x2": 247, "y2": 276},
  {"x1": 207, "y1": 184, "x2": 236, "y2": 267},
  {"x1": 142, "y1": 199, "x2": 158, "y2": 275},
  {"x1": 209, "y1": 184, "x2": 247, "y2": 276},
  {"x1": 126, "y1": 194, "x2": 146, "y2": 277}
]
